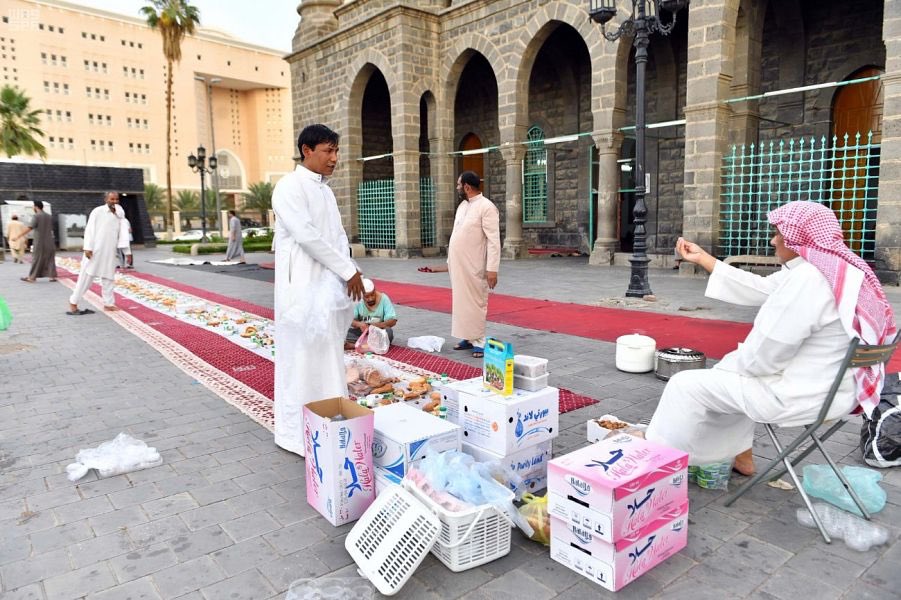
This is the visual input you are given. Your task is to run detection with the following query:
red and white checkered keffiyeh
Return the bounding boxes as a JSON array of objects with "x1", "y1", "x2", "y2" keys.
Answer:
[{"x1": 768, "y1": 201, "x2": 897, "y2": 417}]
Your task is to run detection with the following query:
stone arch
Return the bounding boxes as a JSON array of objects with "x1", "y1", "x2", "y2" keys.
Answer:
[
  {"x1": 214, "y1": 148, "x2": 246, "y2": 192},
  {"x1": 510, "y1": 1, "x2": 604, "y2": 140},
  {"x1": 344, "y1": 48, "x2": 397, "y2": 148},
  {"x1": 441, "y1": 35, "x2": 505, "y2": 118}
]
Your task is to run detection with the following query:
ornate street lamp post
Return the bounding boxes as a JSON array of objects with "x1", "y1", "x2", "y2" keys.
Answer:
[
  {"x1": 588, "y1": 0, "x2": 689, "y2": 297},
  {"x1": 187, "y1": 146, "x2": 217, "y2": 243}
]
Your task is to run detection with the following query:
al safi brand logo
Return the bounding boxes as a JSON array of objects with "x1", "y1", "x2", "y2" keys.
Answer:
[
  {"x1": 514, "y1": 408, "x2": 552, "y2": 446},
  {"x1": 371, "y1": 439, "x2": 387, "y2": 459},
  {"x1": 566, "y1": 474, "x2": 591, "y2": 496}
]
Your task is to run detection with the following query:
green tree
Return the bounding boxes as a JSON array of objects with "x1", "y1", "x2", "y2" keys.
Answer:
[
  {"x1": 0, "y1": 85, "x2": 47, "y2": 159},
  {"x1": 176, "y1": 189, "x2": 199, "y2": 229},
  {"x1": 141, "y1": 0, "x2": 200, "y2": 230},
  {"x1": 143, "y1": 183, "x2": 166, "y2": 212},
  {"x1": 243, "y1": 181, "x2": 274, "y2": 225}
]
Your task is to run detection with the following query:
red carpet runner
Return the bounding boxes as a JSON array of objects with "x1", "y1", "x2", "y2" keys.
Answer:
[{"x1": 57, "y1": 269, "x2": 598, "y2": 419}]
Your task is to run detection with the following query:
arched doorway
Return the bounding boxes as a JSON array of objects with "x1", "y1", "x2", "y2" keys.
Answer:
[
  {"x1": 831, "y1": 66, "x2": 883, "y2": 257},
  {"x1": 358, "y1": 68, "x2": 395, "y2": 249},
  {"x1": 459, "y1": 133, "x2": 484, "y2": 184}
]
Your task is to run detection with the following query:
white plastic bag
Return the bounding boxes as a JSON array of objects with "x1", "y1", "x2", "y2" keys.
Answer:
[
  {"x1": 365, "y1": 326, "x2": 390, "y2": 355},
  {"x1": 406, "y1": 335, "x2": 445, "y2": 353},
  {"x1": 66, "y1": 433, "x2": 163, "y2": 481}
]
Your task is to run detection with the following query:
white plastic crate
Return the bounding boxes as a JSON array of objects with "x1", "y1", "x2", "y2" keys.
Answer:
[
  {"x1": 403, "y1": 479, "x2": 515, "y2": 572},
  {"x1": 344, "y1": 486, "x2": 440, "y2": 596}
]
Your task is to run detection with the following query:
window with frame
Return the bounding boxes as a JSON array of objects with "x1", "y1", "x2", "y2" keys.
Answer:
[{"x1": 523, "y1": 125, "x2": 549, "y2": 223}]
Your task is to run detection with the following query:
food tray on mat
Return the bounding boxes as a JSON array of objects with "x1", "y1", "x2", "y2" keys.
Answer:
[
  {"x1": 586, "y1": 414, "x2": 647, "y2": 442},
  {"x1": 344, "y1": 485, "x2": 441, "y2": 596},
  {"x1": 402, "y1": 479, "x2": 516, "y2": 573}
]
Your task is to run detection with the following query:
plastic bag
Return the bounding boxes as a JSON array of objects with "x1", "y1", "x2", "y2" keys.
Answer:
[
  {"x1": 66, "y1": 433, "x2": 163, "y2": 481},
  {"x1": 801, "y1": 464, "x2": 886, "y2": 516},
  {"x1": 796, "y1": 502, "x2": 890, "y2": 551},
  {"x1": 860, "y1": 373, "x2": 901, "y2": 468},
  {"x1": 365, "y1": 326, "x2": 390, "y2": 355},
  {"x1": 286, "y1": 577, "x2": 374, "y2": 600},
  {"x1": 283, "y1": 271, "x2": 353, "y2": 343},
  {"x1": 518, "y1": 494, "x2": 550, "y2": 545},
  {"x1": 0, "y1": 296, "x2": 11, "y2": 331},
  {"x1": 688, "y1": 461, "x2": 732, "y2": 491},
  {"x1": 407, "y1": 336, "x2": 445, "y2": 353}
]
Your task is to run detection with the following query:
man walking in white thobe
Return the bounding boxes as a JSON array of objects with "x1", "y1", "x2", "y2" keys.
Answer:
[
  {"x1": 67, "y1": 192, "x2": 127, "y2": 315},
  {"x1": 272, "y1": 124, "x2": 364, "y2": 455}
]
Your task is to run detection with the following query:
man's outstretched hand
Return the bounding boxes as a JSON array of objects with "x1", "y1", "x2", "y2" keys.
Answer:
[{"x1": 347, "y1": 271, "x2": 364, "y2": 301}]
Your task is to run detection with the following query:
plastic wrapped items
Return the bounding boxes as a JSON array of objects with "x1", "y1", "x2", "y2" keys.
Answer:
[
  {"x1": 66, "y1": 433, "x2": 163, "y2": 481},
  {"x1": 518, "y1": 493, "x2": 550, "y2": 545},
  {"x1": 688, "y1": 461, "x2": 733, "y2": 490},
  {"x1": 796, "y1": 502, "x2": 890, "y2": 551},
  {"x1": 285, "y1": 577, "x2": 374, "y2": 600},
  {"x1": 407, "y1": 336, "x2": 445, "y2": 353},
  {"x1": 801, "y1": 464, "x2": 886, "y2": 516}
]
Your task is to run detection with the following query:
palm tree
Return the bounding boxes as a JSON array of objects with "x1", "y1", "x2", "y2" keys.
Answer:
[
  {"x1": 176, "y1": 189, "x2": 199, "y2": 229},
  {"x1": 243, "y1": 181, "x2": 274, "y2": 225},
  {"x1": 0, "y1": 85, "x2": 47, "y2": 159},
  {"x1": 141, "y1": 0, "x2": 200, "y2": 230},
  {"x1": 144, "y1": 183, "x2": 166, "y2": 212}
]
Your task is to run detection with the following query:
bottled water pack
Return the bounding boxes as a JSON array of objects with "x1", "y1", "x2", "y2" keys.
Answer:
[{"x1": 796, "y1": 502, "x2": 890, "y2": 551}]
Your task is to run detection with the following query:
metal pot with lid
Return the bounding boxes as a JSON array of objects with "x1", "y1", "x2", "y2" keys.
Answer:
[{"x1": 655, "y1": 347, "x2": 706, "y2": 381}]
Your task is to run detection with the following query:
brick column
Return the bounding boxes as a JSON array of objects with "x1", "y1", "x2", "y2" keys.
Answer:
[
  {"x1": 875, "y1": 1, "x2": 901, "y2": 284},
  {"x1": 589, "y1": 130, "x2": 623, "y2": 265},
  {"x1": 680, "y1": 0, "x2": 736, "y2": 263},
  {"x1": 500, "y1": 143, "x2": 526, "y2": 259},
  {"x1": 431, "y1": 134, "x2": 455, "y2": 249},
  {"x1": 392, "y1": 147, "x2": 422, "y2": 257}
]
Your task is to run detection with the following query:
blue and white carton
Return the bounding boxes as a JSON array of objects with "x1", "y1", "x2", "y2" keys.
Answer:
[
  {"x1": 463, "y1": 439, "x2": 552, "y2": 493},
  {"x1": 372, "y1": 402, "x2": 462, "y2": 479}
]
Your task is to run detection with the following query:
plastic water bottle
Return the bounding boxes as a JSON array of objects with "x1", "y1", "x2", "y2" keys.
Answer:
[
  {"x1": 796, "y1": 502, "x2": 890, "y2": 551},
  {"x1": 438, "y1": 406, "x2": 447, "y2": 420},
  {"x1": 440, "y1": 373, "x2": 449, "y2": 384}
]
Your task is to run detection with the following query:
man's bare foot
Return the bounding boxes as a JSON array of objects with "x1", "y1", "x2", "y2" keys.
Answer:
[
  {"x1": 733, "y1": 448, "x2": 756, "y2": 476},
  {"x1": 103, "y1": 306, "x2": 120, "y2": 312}
]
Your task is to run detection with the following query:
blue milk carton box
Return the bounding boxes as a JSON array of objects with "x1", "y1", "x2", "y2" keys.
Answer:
[
  {"x1": 483, "y1": 337, "x2": 515, "y2": 396},
  {"x1": 372, "y1": 402, "x2": 462, "y2": 478}
]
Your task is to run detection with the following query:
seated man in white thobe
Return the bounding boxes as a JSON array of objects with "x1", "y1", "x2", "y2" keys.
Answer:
[
  {"x1": 647, "y1": 202, "x2": 896, "y2": 476},
  {"x1": 67, "y1": 192, "x2": 128, "y2": 315}
]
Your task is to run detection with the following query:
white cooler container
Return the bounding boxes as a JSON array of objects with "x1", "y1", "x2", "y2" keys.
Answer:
[
  {"x1": 615, "y1": 334, "x2": 656, "y2": 373},
  {"x1": 514, "y1": 355, "x2": 548, "y2": 378},
  {"x1": 514, "y1": 371, "x2": 549, "y2": 392}
]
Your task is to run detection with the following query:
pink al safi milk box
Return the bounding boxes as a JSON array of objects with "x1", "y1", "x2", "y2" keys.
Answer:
[
  {"x1": 547, "y1": 433, "x2": 688, "y2": 542},
  {"x1": 549, "y1": 501, "x2": 688, "y2": 592},
  {"x1": 303, "y1": 398, "x2": 376, "y2": 526}
]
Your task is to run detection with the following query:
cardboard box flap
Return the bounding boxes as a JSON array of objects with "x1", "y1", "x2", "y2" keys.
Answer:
[{"x1": 306, "y1": 397, "x2": 372, "y2": 420}]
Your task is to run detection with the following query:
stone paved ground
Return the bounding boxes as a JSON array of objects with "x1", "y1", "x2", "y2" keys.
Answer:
[{"x1": 1, "y1": 248, "x2": 900, "y2": 600}]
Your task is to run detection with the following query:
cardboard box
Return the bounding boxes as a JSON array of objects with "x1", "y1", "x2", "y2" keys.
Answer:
[
  {"x1": 372, "y1": 402, "x2": 462, "y2": 478},
  {"x1": 483, "y1": 337, "x2": 514, "y2": 396},
  {"x1": 549, "y1": 502, "x2": 688, "y2": 592},
  {"x1": 463, "y1": 439, "x2": 552, "y2": 493},
  {"x1": 303, "y1": 398, "x2": 376, "y2": 527},
  {"x1": 374, "y1": 466, "x2": 402, "y2": 496},
  {"x1": 456, "y1": 379, "x2": 559, "y2": 455},
  {"x1": 547, "y1": 434, "x2": 688, "y2": 542},
  {"x1": 432, "y1": 379, "x2": 466, "y2": 424}
]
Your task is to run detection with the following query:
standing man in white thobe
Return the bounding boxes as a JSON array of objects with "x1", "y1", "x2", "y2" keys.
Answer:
[
  {"x1": 225, "y1": 210, "x2": 245, "y2": 263},
  {"x1": 272, "y1": 124, "x2": 364, "y2": 455},
  {"x1": 67, "y1": 192, "x2": 127, "y2": 315}
]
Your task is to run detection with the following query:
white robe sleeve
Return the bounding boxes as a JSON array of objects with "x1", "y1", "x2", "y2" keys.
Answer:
[
  {"x1": 705, "y1": 260, "x2": 793, "y2": 306},
  {"x1": 83, "y1": 208, "x2": 97, "y2": 252},
  {"x1": 731, "y1": 265, "x2": 834, "y2": 377},
  {"x1": 273, "y1": 183, "x2": 357, "y2": 282}
]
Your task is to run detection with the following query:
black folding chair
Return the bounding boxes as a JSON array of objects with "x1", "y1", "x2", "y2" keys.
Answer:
[{"x1": 724, "y1": 333, "x2": 900, "y2": 543}]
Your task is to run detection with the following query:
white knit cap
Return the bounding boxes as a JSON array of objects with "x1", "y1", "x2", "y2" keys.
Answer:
[{"x1": 362, "y1": 278, "x2": 375, "y2": 293}]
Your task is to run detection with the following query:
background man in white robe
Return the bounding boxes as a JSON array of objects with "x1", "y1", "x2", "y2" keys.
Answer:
[
  {"x1": 647, "y1": 202, "x2": 895, "y2": 476},
  {"x1": 418, "y1": 171, "x2": 500, "y2": 358},
  {"x1": 225, "y1": 210, "x2": 245, "y2": 263},
  {"x1": 272, "y1": 124, "x2": 364, "y2": 455},
  {"x1": 68, "y1": 192, "x2": 127, "y2": 315}
]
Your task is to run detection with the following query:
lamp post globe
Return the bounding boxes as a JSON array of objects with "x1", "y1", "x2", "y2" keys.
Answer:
[{"x1": 187, "y1": 145, "x2": 217, "y2": 243}]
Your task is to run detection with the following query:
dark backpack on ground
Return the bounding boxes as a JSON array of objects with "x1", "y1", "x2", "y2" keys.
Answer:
[{"x1": 860, "y1": 372, "x2": 901, "y2": 468}]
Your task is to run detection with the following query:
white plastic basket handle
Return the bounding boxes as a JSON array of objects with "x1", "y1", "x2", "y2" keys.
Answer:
[{"x1": 435, "y1": 505, "x2": 517, "y2": 550}]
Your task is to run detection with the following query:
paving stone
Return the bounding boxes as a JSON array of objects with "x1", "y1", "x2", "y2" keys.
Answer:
[
  {"x1": 756, "y1": 566, "x2": 844, "y2": 600},
  {"x1": 180, "y1": 501, "x2": 238, "y2": 531},
  {"x1": 0, "y1": 583, "x2": 45, "y2": 600},
  {"x1": 108, "y1": 483, "x2": 165, "y2": 509},
  {"x1": 415, "y1": 563, "x2": 496, "y2": 599},
  {"x1": 0, "y1": 533, "x2": 33, "y2": 566},
  {"x1": 256, "y1": 551, "x2": 330, "y2": 594},
  {"x1": 153, "y1": 474, "x2": 214, "y2": 497},
  {"x1": 841, "y1": 580, "x2": 901, "y2": 600},
  {"x1": 108, "y1": 542, "x2": 179, "y2": 583},
  {"x1": 127, "y1": 515, "x2": 192, "y2": 548},
  {"x1": 88, "y1": 505, "x2": 149, "y2": 537},
  {"x1": 188, "y1": 480, "x2": 245, "y2": 506},
  {"x1": 201, "y1": 461, "x2": 252, "y2": 483},
  {"x1": 151, "y1": 555, "x2": 227, "y2": 599},
  {"x1": 43, "y1": 563, "x2": 118, "y2": 600},
  {"x1": 263, "y1": 520, "x2": 326, "y2": 555},
  {"x1": 1, "y1": 509, "x2": 58, "y2": 540},
  {"x1": 199, "y1": 567, "x2": 276, "y2": 600},
  {"x1": 86, "y1": 575, "x2": 163, "y2": 600},
  {"x1": 862, "y1": 539, "x2": 901, "y2": 595},
  {"x1": 142, "y1": 492, "x2": 199, "y2": 520},
  {"x1": 225, "y1": 488, "x2": 287, "y2": 518},
  {"x1": 303, "y1": 536, "x2": 354, "y2": 572},
  {"x1": 688, "y1": 505, "x2": 750, "y2": 541},
  {"x1": 30, "y1": 519, "x2": 94, "y2": 554},
  {"x1": 75, "y1": 475, "x2": 133, "y2": 499},
  {"x1": 220, "y1": 511, "x2": 281, "y2": 543},
  {"x1": 24, "y1": 486, "x2": 80, "y2": 513},
  {"x1": 265, "y1": 498, "x2": 319, "y2": 527},
  {"x1": 53, "y1": 495, "x2": 114, "y2": 525},
  {"x1": 69, "y1": 530, "x2": 136, "y2": 570},
  {"x1": 212, "y1": 536, "x2": 281, "y2": 576},
  {"x1": 167, "y1": 526, "x2": 233, "y2": 563},
  {"x1": 784, "y1": 545, "x2": 866, "y2": 588},
  {"x1": 0, "y1": 548, "x2": 71, "y2": 590}
]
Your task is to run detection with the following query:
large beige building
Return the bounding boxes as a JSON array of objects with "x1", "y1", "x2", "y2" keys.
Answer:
[{"x1": 1, "y1": 0, "x2": 294, "y2": 205}]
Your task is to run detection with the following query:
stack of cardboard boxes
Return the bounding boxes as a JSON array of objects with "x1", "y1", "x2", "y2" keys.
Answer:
[
  {"x1": 438, "y1": 351, "x2": 558, "y2": 494},
  {"x1": 546, "y1": 434, "x2": 689, "y2": 591}
]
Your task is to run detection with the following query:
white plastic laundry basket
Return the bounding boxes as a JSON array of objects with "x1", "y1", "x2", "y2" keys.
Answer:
[
  {"x1": 344, "y1": 486, "x2": 441, "y2": 596},
  {"x1": 403, "y1": 479, "x2": 516, "y2": 572}
]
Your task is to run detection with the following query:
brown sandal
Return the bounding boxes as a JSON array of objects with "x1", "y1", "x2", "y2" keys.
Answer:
[{"x1": 20, "y1": 277, "x2": 34, "y2": 283}]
